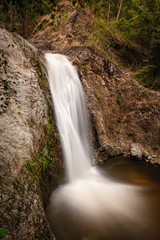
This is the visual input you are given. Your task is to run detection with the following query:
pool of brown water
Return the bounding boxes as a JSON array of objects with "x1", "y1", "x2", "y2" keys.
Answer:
[{"x1": 47, "y1": 157, "x2": 160, "y2": 240}]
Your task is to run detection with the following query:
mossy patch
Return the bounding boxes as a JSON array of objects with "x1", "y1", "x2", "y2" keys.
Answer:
[
  {"x1": 25, "y1": 119, "x2": 56, "y2": 185},
  {"x1": 0, "y1": 228, "x2": 8, "y2": 238},
  {"x1": 31, "y1": 54, "x2": 47, "y2": 90}
]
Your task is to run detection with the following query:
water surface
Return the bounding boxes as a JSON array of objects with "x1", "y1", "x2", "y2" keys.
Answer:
[{"x1": 47, "y1": 157, "x2": 160, "y2": 240}]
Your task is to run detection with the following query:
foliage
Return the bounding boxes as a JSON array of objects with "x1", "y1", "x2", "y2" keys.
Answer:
[
  {"x1": 55, "y1": 132, "x2": 60, "y2": 139},
  {"x1": 1, "y1": 0, "x2": 159, "y2": 89},
  {"x1": 35, "y1": 55, "x2": 46, "y2": 89},
  {"x1": 0, "y1": 0, "x2": 59, "y2": 37},
  {"x1": 25, "y1": 59, "x2": 60, "y2": 183},
  {"x1": 26, "y1": 122, "x2": 56, "y2": 183},
  {"x1": 27, "y1": 147, "x2": 54, "y2": 174},
  {"x1": 115, "y1": 0, "x2": 160, "y2": 89},
  {"x1": 26, "y1": 56, "x2": 58, "y2": 183},
  {"x1": 109, "y1": 150, "x2": 116, "y2": 157},
  {"x1": 75, "y1": 0, "x2": 160, "y2": 90},
  {"x1": 0, "y1": 228, "x2": 8, "y2": 238}
]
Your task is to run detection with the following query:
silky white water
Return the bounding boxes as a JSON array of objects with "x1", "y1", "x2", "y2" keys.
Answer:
[
  {"x1": 45, "y1": 53, "x2": 91, "y2": 182},
  {"x1": 45, "y1": 53, "x2": 154, "y2": 240}
]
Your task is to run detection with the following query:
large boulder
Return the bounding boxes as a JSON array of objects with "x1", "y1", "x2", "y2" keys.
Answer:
[{"x1": 0, "y1": 28, "x2": 55, "y2": 239}]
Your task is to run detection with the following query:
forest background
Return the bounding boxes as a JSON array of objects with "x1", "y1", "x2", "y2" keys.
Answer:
[{"x1": 0, "y1": 0, "x2": 159, "y2": 90}]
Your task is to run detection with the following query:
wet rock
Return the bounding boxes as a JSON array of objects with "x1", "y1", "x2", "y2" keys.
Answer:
[{"x1": 130, "y1": 143, "x2": 143, "y2": 159}]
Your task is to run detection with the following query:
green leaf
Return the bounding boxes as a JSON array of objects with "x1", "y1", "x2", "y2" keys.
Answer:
[{"x1": 109, "y1": 150, "x2": 116, "y2": 157}]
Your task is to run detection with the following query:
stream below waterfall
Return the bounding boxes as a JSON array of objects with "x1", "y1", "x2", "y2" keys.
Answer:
[{"x1": 45, "y1": 53, "x2": 160, "y2": 240}]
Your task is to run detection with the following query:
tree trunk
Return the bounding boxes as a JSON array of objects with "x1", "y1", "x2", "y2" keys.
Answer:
[
  {"x1": 106, "y1": 0, "x2": 111, "y2": 23},
  {"x1": 117, "y1": 0, "x2": 123, "y2": 21}
]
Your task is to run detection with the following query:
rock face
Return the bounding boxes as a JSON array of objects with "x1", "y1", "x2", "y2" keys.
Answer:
[
  {"x1": 0, "y1": 28, "x2": 55, "y2": 239},
  {"x1": 31, "y1": 1, "x2": 160, "y2": 164},
  {"x1": 60, "y1": 46, "x2": 160, "y2": 164}
]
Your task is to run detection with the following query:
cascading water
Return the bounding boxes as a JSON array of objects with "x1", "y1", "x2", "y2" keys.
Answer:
[
  {"x1": 45, "y1": 53, "x2": 158, "y2": 240},
  {"x1": 45, "y1": 53, "x2": 91, "y2": 182}
]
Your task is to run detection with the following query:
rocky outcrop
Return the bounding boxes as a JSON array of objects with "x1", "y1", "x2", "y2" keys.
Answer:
[
  {"x1": 0, "y1": 28, "x2": 55, "y2": 239},
  {"x1": 31, "y1": 1, "x2": 160, "y2": 164},
  {"x1": 60, "y1": 46, "x2": 160, "y2": 164}
]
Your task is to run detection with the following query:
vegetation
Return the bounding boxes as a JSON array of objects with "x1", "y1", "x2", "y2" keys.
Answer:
[
  {"x1": 74, "y1": 0, "x2": 160, "y2": 90},
  {"x1": 109, "y1": 150, "x2": 116, "y2": 157},
  {"x1": 0, "y1": 0, "x2": 159, "y2": 89},
  {"x1": 0, "y1": 0, "x2": 59, "y2": 37},
  {"x1": 25, "y1": 54, "x2": 61, "y2": 187},
  {"x1": 26, "y1": 121, "x2": 56, "y2": 184},
  {"x1": 25, "y1": 57, "x2": 58, "y2": 184},
  {"x1": 0, "y1": 228, "x2": 8, "y2": 238}
]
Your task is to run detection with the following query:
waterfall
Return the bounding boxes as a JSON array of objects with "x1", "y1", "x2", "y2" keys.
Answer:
[
  {"x1": 45, "y1": 53, "x2": 91, "y2": 182},
  {"x1": 45, "y1": 53, "x2": 152, "y2": 240}
]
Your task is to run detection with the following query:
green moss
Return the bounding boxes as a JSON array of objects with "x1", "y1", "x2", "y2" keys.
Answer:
[
  {"x1": 0, "y1": 228, "x2": 8, "y2": 238},
  {"x1": 25, "y1": 87, "x2": 60, "y2": 188},
  {"x1": 31, "y1": 54, "x2": 46, "y2": 90},
  {"x1": 55, "y1": 132, "x2": 60, "y2": 139},
  {"x1": 26, "y1": 121, "x2": 55, "y2": 183}
]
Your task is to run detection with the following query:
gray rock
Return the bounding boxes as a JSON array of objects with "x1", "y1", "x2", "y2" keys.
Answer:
[
  {"x1": 0, "y1": 28, "x2": 54, "y2": 239},
  {"x1": 0, "y1": 28, "x2": 48, "y2": 177},
  {"x1": 130, "y1": 143, "x2": 143, "y2": 159}
]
